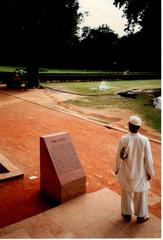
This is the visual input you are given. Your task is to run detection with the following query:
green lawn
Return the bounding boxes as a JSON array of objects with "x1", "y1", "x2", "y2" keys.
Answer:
[
  {"x1": 42, "y1": 80, "x2": 160, "y2": 95},
  {"x1": 0, "y1": 66, "x2": 120, "y2": 74},
  {"x1": 42, "y1": 80, "x2": 161, "y2": 132},
  {"x1": 0, "y1": 66, "x2": 161, "y2": 131},
  {"x1": 0, "y1": 65, "x2": 159, "y2": 77},
  {"x1": 0, "y1": 66, "x2": 17, "y2": 72}
]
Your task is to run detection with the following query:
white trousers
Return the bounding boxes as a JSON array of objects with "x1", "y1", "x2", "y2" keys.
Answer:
[{"x1": 121, "y1": 189, "x2": 148, "y2": 217}]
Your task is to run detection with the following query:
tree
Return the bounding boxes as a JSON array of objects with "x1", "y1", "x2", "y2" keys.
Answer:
[
  {"x1": 0, "y1": 0, "x2": 81, "y2": 87},
  {"x1": 113, "y1": 0, "x2": 161, "y2": 71},
  {"x1": 113, "y1": 0, "x2": 161, "y2": 33},
  {"x1": 78, "y1": 25, "x2": 118, "y2": 69}
]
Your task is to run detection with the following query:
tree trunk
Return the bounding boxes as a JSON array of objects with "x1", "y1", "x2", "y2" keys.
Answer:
[{"x1": 26, "y1": 65, "x2": 40, "y2": 89}]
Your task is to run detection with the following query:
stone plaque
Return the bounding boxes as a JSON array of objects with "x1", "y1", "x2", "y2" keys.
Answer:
[{"x1": 40, "y1": 132, "x2": 86, "y2": 203}]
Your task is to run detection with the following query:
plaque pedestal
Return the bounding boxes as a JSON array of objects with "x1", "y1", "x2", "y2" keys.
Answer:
[{"x1": 40, "y1": 132, "x2": 86, "y2": 203}]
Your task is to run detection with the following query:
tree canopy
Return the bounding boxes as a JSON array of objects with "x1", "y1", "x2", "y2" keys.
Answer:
[
  {"x1": 0, "y1": 0, "x2": 81, "y2": 66},
  {"x1": 113, "y1": 0, "x2": 161, "y2": 34},
  {"x1": 78, "y1": 25, "x2": 118, "y2": 69},
  {"x1": 113, "y1": 0, "x2": 161, "y2": 71},
  {"x1": 0, "y1": 0, "x2": 161, "y2": 75}
]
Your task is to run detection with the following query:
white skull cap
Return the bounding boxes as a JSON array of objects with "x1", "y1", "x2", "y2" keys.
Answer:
[{"x1": 129, "y1": 116, "x2": 141, "y2": 126}]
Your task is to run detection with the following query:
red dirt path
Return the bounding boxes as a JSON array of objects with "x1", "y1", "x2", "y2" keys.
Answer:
[{"x1": 0, "y1": 89, "x2": 161, "y2": 228}]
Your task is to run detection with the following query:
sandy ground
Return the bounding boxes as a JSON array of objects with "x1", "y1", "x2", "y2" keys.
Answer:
[
  {"x1": 46, "y1": 87, "x2": 161, "y2": 141},
  {"x1": 0, "y1": 87, "x2": 161, "y2": 227}
]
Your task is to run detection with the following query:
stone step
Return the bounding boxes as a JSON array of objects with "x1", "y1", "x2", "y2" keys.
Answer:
[
  {"x1": 1, "y1": 228, "x2": 30, "y2": 238},
  {"x1": 0, "y1": 188, "x2": 161, "y2": 238}
]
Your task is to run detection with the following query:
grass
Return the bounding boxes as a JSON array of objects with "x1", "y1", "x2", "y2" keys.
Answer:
[
  {"x1": 40, "y1": 69, "x2": 114, "y2": 74},
  {"x1": 0, "y1": 65, "x2": 159, "y2": 76},
  {"x1": 0, "y1": 66, "x2": 160, "y2": 131},
  {"x1": 42, "y1": 80, "x2": 160, "y2": 95},
  {"x1": 0, "y1": 66, "x2": 121, "y2": 74},
  {"x1": 0, "y1": 66, "x2": 18, "y2": 72},
  {"x1": 42, "y1": 80, "x2": 161, "y2": 132}
]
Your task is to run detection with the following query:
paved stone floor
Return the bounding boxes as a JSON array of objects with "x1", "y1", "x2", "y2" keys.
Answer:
[{"x1": 0, "y1": 188, "x2": 161, "y2": 238}]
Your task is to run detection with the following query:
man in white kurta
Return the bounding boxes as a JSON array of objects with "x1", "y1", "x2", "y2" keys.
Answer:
[{"x1": 115, "y1": 116, "x2": 154, "y2": 223}]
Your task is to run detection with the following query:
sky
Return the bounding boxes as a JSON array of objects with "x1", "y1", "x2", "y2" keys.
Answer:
[{"x1": 78, "y1": 0, "x2": 128, "y2": 37}]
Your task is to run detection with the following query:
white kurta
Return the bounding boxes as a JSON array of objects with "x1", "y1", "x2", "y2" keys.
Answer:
[{"x1": 115, "y1": 132, "x2": 154, "y2": 192}]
